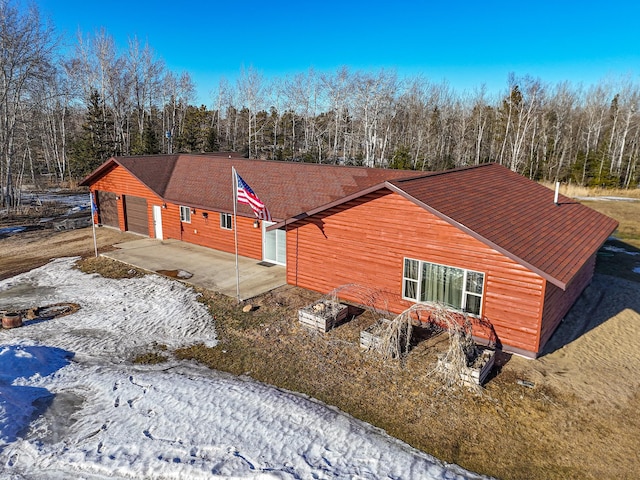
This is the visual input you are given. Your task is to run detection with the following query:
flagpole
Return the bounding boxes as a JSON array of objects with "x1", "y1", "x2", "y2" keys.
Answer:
[
  {"x1": 90, "y1": 192, "x2": 98, "y2": 258},
  {"x1": 232, "y1": 167, "x2": 241, "y2": 303}
]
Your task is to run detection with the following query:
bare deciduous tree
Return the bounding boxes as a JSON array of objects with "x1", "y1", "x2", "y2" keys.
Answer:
[{"x1": 0, "y1": 0, "x2": 57, "y2": 207}]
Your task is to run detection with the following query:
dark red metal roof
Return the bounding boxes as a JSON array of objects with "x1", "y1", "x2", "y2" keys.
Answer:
[
  {"x1": 81, "y1": 154, "x2": 418, "y2": 219},
  {"x1": 387, "y1": 163, "x2": 618, "y2": 289}
]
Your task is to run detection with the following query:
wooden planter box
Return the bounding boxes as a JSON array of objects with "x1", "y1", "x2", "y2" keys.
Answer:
[
  {"x1": 461, "y1": 348, "x2": 495, "y2": 385},
  {"x1": 298, "y1": 300, "x2": 349, "y2": 332},
  {"x1": 438, "y1": 348, "x2": 495, "y2": 386},
  {"x1": 360, "y1": 319, "x2": 391, "y2": 349}
]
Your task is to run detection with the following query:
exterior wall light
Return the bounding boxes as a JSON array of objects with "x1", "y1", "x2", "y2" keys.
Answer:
[{"x1": 253, "y1": 219, "x2": 260, "y2": 228}]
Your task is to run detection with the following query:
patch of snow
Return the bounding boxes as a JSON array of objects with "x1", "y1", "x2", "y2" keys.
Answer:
[
  {"x1": 21, "y1": 192, "x2": 89, "y2": 208},
  {"x1": 601, "y1": 245, "x2": 640, "y2": 256},
  {"x1": 633, "y1": 266, "x2": 640, "y2": 274},
  {"x1": 0, "y1": 345, "x2": 72, "y2": 445},
  {"x1": 18, "y1": 192, "x2": 90, "y2": 218},
  {"x1": 0, "y1": 227, "x2": 26, "y2": 236},
  {"x1": 0, "y1": 259, "x2": 488, "y2": 479},
  {"x1": 0, "y1": 258, "x2": 217, "y2": 358}
]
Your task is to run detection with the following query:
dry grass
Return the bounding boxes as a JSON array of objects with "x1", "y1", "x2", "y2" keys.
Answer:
[
  {"x1": 171, "y1": 284, "x2": 640, "y2": 480},
  {"x1": 580, "y1": 200, "x2": 640, "y2": 247},
  {"x1": 0, "y1": 227, "x2": 138, "y2": 281},
  {"x1": 581, "y1": 200, "x2": 640, "y2": 283},
  {"x1": 133, "y1": 351, "x2": 169, "y2": 364},
  {"x1": 77, "y1": 256, "x2": 146, "y2": 279},
  {"x1": 540, "y1": 181, "x2": 640, "y2": 199}
]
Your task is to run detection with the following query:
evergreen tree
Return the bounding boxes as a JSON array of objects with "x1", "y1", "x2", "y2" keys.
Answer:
[
  {"x1": 70, "y1": 90, "x2": 114, "y2": 176},
  {"x1": 177, "y1": 105, "x2": 209, "y2": 152},
  {"x1": 205, "y1": 126, "x2": 219, "y2": 152},
  {"x1": 143, "y1": 107, "x2": 161, "y2": 154},
  {"x1": 389, "y1": 145, "x2": 413, "y2": 169}
]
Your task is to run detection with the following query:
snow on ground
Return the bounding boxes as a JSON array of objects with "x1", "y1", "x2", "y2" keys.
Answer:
[
  {"x1": 21, "y1": 192, "x2": 90, "y2": 209},
  {"x1": 0, "y1": 258, "x2": 488, "y2": 479},
  {"x1": 601, "y1": 245, "x2": 640, "y2": 255}
]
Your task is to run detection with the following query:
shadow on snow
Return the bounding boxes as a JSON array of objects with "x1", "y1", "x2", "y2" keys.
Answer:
[{"x1": 0, "y1": 344, "x2": 74, "y2": 448}]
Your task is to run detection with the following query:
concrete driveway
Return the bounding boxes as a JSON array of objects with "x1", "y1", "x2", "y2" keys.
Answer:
[{"x1": 102, "y1": 238, "x2": 286, "y2": 301}]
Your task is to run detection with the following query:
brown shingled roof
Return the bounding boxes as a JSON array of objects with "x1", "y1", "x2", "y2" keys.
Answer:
[
  {"x1": 81, "y1": 154, "x2": 418, "y2": 219},
  {"x1": 79, "y1": 155, "x2": 179, "y2": 196},
  {"x1": 386, "y1": 163, "x2": 618, "y2": 289}
]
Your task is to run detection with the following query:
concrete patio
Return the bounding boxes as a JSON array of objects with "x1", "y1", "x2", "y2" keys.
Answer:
[{"x1": 101, "y1": 238, "x2": 286, "y2": 300}]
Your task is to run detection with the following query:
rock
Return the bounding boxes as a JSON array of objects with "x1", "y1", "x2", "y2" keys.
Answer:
[
  {"x1": 312, "y1": 303, "x2": 326, "y2": 312},
  {"x1": 242, "y1": 304, "x2": 253, "y2": 313},
  {"x1": 177, "y1": 270, "x2": 193, "y2": 279}
]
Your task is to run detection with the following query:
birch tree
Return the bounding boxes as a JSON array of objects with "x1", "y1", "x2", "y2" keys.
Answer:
[
  {"x1": 237, "y1": 66, "x2": 266, "y2": 158},
  {"x1": 0, "y1": 0, "x2": 57, "y2": 207}
]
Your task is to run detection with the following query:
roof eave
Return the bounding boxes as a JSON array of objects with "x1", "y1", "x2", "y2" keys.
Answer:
[
  {"x1": 78, "y1": 157, "x2": 119, "y2": 187},
  {"x1": 266, "y1": 182, "x2": 389, "y2": 231}
]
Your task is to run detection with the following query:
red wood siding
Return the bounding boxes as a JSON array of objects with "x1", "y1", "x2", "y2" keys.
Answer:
[
  {"x1": 286, "y1": 189, "x2": 546, "y2": 355},
  {"x1": 89, "y1": 165, "x2": 264, "y2": 259},
  {"x1": 539, "y1": 253, "x2": 596, "y2": 351},
  {"x1": 163, "y1": 205, "x2": 263, "y2": 260},
  {"x1": 90, "y1": 165, "x2": 162, "y2": 236}
]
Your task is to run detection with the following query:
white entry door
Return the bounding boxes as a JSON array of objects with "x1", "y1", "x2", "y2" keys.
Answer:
[
  {"x1": 152, "y1": 205, "x2": 163, "y2": 240},
  {"x1": 263, "y1": 221, "x2": 286, "y2": 265}
]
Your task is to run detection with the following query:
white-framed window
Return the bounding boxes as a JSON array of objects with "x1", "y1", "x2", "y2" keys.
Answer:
[
  {"x1": 402, "y1": 258, "x2": 484, "y2": 316},
  {"x1": 180, "y1": 205, "x2": 191, "y2": 223},
  {"x1": 220, "y1": 212, "x2": 232, "y2": 230}
]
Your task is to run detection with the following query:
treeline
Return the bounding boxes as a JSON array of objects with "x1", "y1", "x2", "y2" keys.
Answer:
[
  {"x1": 211, "y1": 69, "x2": 640, "y2": 191},
  {"x1": 2, "y1": 1, "x2": 639, "y2": 209}
]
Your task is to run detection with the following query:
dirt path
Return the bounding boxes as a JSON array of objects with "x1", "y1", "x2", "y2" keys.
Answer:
[{"x1": 0, "y1": 227, "x2": 139, "y2": 280}]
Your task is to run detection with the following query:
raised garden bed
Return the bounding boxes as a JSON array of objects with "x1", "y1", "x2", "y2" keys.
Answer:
[
  {"x1": 298, "y1": 300, "x2": 349, "y2": 332},
  {"x1": 360, "y1": 319, "x2": 391, "y2": 349},
  {"x1": 438, "y1": 347, "x2": 495, "y2": 386}
]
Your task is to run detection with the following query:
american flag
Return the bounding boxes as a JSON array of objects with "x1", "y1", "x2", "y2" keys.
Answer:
[{"x1": 235, "y1": 172, "x2": 272, "y2": 221}]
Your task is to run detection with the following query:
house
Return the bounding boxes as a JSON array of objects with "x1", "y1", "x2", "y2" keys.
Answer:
[{"x1": 80, "y1": 154, "x2": 618, "y2": 358}]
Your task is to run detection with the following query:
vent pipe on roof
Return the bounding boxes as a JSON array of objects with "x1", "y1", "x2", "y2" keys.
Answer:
[{"x1": 554, "y1": 181, "x2": 560, "y2": 205}]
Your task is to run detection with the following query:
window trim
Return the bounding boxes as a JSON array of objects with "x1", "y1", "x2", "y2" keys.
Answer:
[
  {"x1": 220, "y1": 212, "x2": 232, "y2": 230},
  {"x1": 180, "y1": 205, "x2": 191, "y2": 223},
  {"x1": 402, "y1": 257, "x2": 485, "y2": 316}
]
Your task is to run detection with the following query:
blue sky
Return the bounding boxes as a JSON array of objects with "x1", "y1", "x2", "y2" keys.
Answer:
[{"x1": 36, "y1": 0, "x2": 640, "y2": 104}]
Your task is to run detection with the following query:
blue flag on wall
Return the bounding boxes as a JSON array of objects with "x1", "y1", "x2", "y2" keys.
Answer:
[{"x1": 90, "y1": 192, "x2": 99, "y2": 217}]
